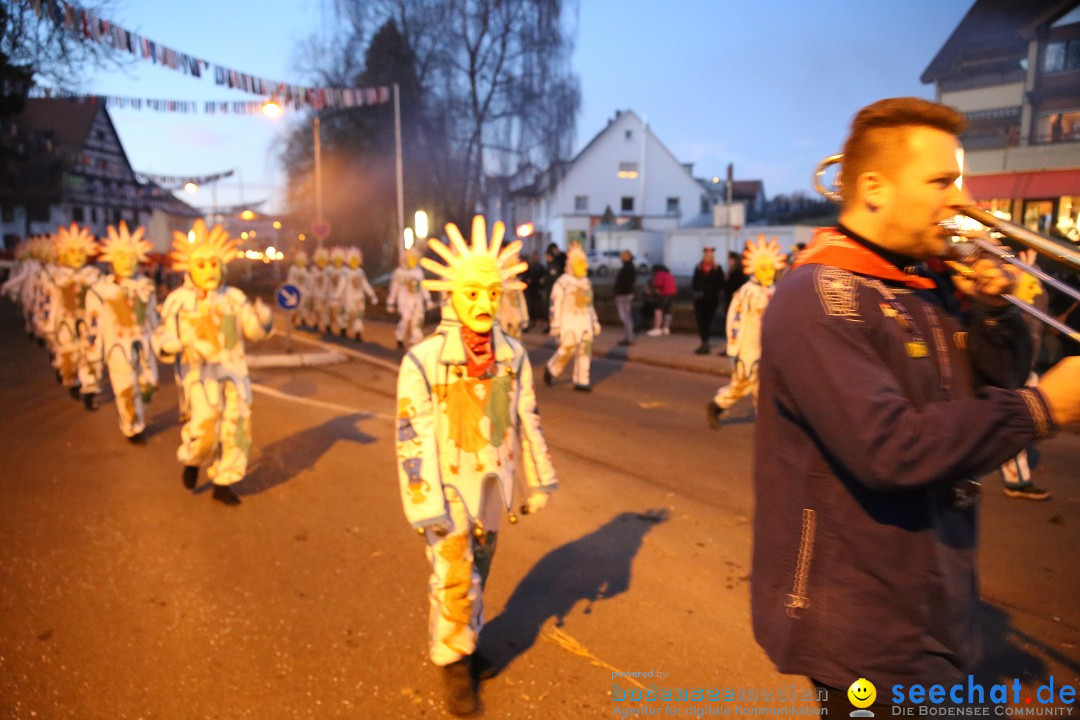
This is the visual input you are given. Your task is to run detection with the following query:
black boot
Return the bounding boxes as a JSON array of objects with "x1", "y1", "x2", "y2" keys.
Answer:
[
  {"x1": 68, "y1": 386, "x2": 81, "y2": 400},
  {"x1": 182, "y1": 465, "x2": 199, "y2": 490},
  {"x1": 706, "y1": 401, "x2": 724, "y2": 429},
  {"x1": 82, "y1": 393, "x2": 97, "y2": 411},
  {"x1": 470, "y1": 652, "x2": 498, "y2": 681},
  {"x1": 442, "y1": 659, "x2": 479, "y2": 717},
  {"x1": 694, "y1": 343, "x2": 710, "y2": 355},
  {"x1": 212, "y1": 484, "x2": 242, "y2": 506},
  {"x1": 543, "y1": 366, "x2": 553, "y2": 386},
  {"x1": 127, "y1": 431, "x2": 146, "y2": 445}
]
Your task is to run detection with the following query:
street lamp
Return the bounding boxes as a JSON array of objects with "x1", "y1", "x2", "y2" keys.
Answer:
[
  {"x1": 414, "y1": 210, "x2": 429, "y2": 240},
  {"x1": 403, "y1": 227, "x2": 415, "y2": 250}
]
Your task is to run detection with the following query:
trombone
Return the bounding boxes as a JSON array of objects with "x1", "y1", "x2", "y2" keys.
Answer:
[{"x1": 813, "y1": 154, "x2": 1080, "y2": 343}]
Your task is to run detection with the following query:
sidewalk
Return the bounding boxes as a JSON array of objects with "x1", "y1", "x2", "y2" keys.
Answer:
[{"x1": 251, "y1": 314, "x2": 734, "y2": 378}]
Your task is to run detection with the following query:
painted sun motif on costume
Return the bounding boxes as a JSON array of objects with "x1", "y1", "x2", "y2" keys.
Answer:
[
  {"x1": 54, "y1": 223, "x2": 97, "y2": 268},
  {"x1": 742, "y1": 234, "x2": 787, "y2": 287}
]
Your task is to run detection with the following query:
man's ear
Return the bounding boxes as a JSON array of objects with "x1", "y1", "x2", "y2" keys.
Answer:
[{"x1": 858, "y1": 171, "x2": 889, "y2": 213}]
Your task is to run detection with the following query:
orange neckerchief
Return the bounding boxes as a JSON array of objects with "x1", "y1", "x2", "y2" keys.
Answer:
[
  {"x1": 794, "y1": 227, "x2": 936, "y2": 290},
  {"x1": 461, "y1": 325, "x2": 494, "y2": 378}
]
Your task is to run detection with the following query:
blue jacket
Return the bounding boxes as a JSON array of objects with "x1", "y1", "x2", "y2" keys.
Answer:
[{"x1": 750, "y1": 262, "x2": 1052, "y2": 692}]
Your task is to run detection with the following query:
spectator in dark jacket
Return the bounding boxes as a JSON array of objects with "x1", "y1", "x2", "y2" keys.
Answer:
[
  {"x1": 613, "y1": 250, "x2": 637, "y2": 345},
  {"x1": 691, "y1": 246, "x2": 725, "y2": 354}
]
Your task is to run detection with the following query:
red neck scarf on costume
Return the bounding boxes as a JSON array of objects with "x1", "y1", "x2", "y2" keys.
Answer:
[
  {"x1": 462, "y1": 325, "x2": 494, "y2": 377},
  {"x1": 794, "y1": 227, "x2": 936, "y2": 290}
]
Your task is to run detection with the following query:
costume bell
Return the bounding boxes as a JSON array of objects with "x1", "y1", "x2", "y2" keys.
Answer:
[
  {"x1": 335, "y1": 247, "x2": 378, "y2": 341},
  {"x1": 544, "y1": 243, "x2": 600, "y2": 391},
  {"x1": 48, "y1": 223, "x2": 103, "y2": 407},
  {"x1": 286, "y1": 249, "x2": 313, "y2": 328},
  {"x1": 152, "y1": 219, "x2": 273, "y2": 505},
  {"x1": 388, "y1": 247, "x2": 432, "y2": 349},
  {"x1": 395, "y1": 215, "x2": 557, "y2": 717},
  {"x1": 707, "y1": 235, "x2": 786, "y2": 428},
  {"x1": 84, "y1": 222, "x2": 160, "y2": 442}
]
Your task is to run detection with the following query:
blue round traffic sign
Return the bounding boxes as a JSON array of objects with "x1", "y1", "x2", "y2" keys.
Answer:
[{"x1": 275, "y1": 283, "x2": 302, "y2": 311}]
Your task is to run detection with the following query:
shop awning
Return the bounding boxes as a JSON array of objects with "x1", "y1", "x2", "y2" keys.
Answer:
[{"x1": 964, "y1": 168, "x2": 1080, "y2": 200}]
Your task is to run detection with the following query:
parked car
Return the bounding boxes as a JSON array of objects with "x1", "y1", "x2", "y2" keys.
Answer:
[{"x1": 586, "y1": 250, "x2": 651, "y2": 276}]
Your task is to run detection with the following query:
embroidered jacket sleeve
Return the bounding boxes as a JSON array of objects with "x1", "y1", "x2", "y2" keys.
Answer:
[
  {"x1": 764, "y1": 268, "x2": 1053, "y2": 491},
  {"x1": 549, "y1": 275, "x2": 567, "y2": 330},
  {"x1": 387, "y1": 268, "x2": 401, "y2": 310},
  {"x1": 83, "y1": 285, "x2": 106, "y2": 368},
  {"x1": 229, "y1": 288, "x2": 273, "y2": 342},
  {"x1": 515, "y1": 353, "x2": 557, "y2": 493},
  {"x1": 396, "y1": 351, "x2": 450, "y2": 528},
  {"x1": 726, "y1": 283, "x2": 750, "y2": 357},
  {"x1": 152, "y1": 289, "x2": 187, "y2": 359},
  {"x1": 359, "y1": 269, "x2": 377, "y2": 303}
]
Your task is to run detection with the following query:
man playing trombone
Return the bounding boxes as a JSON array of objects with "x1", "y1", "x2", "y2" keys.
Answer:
[{"x1": 750, "y1": 97, "x2": 1080, "y2": 713}]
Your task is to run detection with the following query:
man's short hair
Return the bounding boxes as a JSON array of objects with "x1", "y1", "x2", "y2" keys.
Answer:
[{"x1": 839, "y1": 97, "x2": 967, "y2": 206}]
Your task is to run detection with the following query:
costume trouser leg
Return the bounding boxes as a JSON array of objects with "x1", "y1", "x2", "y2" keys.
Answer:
[
  {"x1": 572, "y1": 336, "x2": 592, "y2": 386},
  {"x1": 208, "y1": 381, "x2": 252, "y2": 486},
  {"x1": 546, "y1": 332, "x2": 579, "y2": 378},
  {"x1": 54, "y1": 323, "x2": 80, "y2": 387},
  {"x1": 77, "y1": 330, "x2": 100, "y2": 394},
  {"x1": 714, "y1": 356, "x2": 759, "y2": 410},
  {"x1": 424, "y1": 488, "x2": 500, "y2": 666},
  {"x1": 106, "y1": 352, "x2": 142, "y2": 436},
  {"x1": 329, "y1": 303, "x2": 345, "y2": 334},
  {"x1": 178, "y1": 376, "x2": 221, "y2": 470},
  {"x1": 398, "y1": 306, "x2": 424, "y2": 346}
]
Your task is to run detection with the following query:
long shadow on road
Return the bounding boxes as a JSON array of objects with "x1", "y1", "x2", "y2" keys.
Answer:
[
  {"x1": 973, "y1": 601, "x2": 1079, "y2": 686},
  {"x1": 237, "y1": 413, "x2": 378, "y2": 496},
  {"x1": 477, "y1": 509, "x2": 669, "y2": 675}
]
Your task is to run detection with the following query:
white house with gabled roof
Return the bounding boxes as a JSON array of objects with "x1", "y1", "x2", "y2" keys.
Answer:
[{"x1": 499, "y1": 110, "x2": 711, "y2": 261}]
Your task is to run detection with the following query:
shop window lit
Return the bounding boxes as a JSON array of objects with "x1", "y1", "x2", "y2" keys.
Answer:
[
  {"x1": 1056, "y1": 196, "x2": 1080, "y2": 242},
  {"x1": 1022, "y1": 200, "x2": 1054, "y2": 235},
  {"x1": 617, "y1": 162, "x2": 639, "y2": 179}
]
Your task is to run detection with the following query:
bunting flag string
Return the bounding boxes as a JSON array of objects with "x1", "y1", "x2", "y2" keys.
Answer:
[
  {"x1": 135, "y1": 169, "x2": 235, "y2": 186},
  {"x1": 25, "y1": 88, "x2": 389, "y2": 115},
  {"x1": 26, "y1": 0, "x2": 392, "y2": 110}
]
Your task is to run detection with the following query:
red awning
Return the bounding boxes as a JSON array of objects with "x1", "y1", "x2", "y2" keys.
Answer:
[{"x1": 964, "y1": 168, "x2": 1080, "y2": 200}]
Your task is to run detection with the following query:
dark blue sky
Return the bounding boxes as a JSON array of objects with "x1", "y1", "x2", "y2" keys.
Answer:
[{"x1": 87, "y1": 0, "x2": 973, "y2": 213}]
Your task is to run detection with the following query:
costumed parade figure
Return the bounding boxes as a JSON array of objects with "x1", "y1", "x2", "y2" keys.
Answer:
[
  {"x1": 337, "y1": 247, "x2": 378, "y2": 341},
  {"x1": 388, "y1": 246, "x2": 432, "y2": 349},
  {"x1": 286, "y1": 249, "x2": 313, "y2": 328},
  {"x1": 2, "y1": 238, "x2": 43, "y2": 336},
  {"x1": 707, "y1": 235, "x2": 786, "y2": 428},
  {"x1": 32, "y1": 236, "x2": 58, "y2": 348},
  {"x1": 310, "y1": 246, "x2": 332, "y2": 332},
  {"x1": 49, "y1": 223, "x2": 103, "y2": 408},
  {"x1": 327, "y1": 246, "x2": 348, "y2": 334},
  {"x1": 544, "y1": 243, "x2": 600, "y2": 391},
  {"x1": 152, "y1": 219, "x2": 273, "y2": 505},
  {"x1": 396, "y1": 216, "x2": 557, "y2": 717},
  {"x1": 495, "y1": 248, "x2": 530, "y2": 339},
  {"x1": 84, "y1": 222, "x2": 160, "y2": 442}
]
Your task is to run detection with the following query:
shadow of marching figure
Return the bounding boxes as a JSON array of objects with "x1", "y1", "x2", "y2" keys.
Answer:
[
  {"x1": 972, "y1": 601, "x2": 1077, "y2": 689},
  {"x1": 477, "y1": 508, "x2": 669, "y2": 675},
  {"x1": 236, "y1": 413, "x2": 378, "y2": 496}
]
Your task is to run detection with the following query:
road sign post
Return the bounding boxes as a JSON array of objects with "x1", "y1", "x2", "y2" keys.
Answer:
[{"x1": 275, "y1": 283, "x2": 303, "y2": 353}]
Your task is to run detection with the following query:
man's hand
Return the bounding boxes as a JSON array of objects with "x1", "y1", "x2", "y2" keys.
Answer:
[
  {"x1": 952, "y1": 257, "x2": 1018, "y2": 307},
  {"x1": 1037, "y1": 357, "x2": 1080, "y2": 426},
  {"x1": 253, "y1": 297, "x2": 272, "y2": 326},
  {"x1": 549, "y1": 326, "x2": 560, "y2": 338},
  {"x1": 593, "y1": 322, "x2": 602, "y2": 336}
]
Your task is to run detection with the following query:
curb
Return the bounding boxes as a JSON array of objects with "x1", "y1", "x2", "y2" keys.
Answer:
[{"x1": 247, "y1": 350, "x2": 348, "y2": 368}]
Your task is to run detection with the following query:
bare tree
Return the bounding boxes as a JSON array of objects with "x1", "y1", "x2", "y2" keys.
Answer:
[{"x1": 1, "y1": 0, "x2": 127, "y2": 93}]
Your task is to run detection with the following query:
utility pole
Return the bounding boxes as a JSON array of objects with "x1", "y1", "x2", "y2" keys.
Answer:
[
  {"x1": 394, "y1": 83, "x2": 405, "y2": 263},
  {"x1": 313, "y1": 115, "x2": 323, "y2": 249}
]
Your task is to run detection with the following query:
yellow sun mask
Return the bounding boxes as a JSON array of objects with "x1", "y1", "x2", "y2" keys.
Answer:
[
  {"x1": 570, "y1": 251, "x2": 588, "y2": 278},
  {"x1": 405, "y1": 248, "x2": 419, "y2": 269},
  {"x1": 347, "y1": 248, "x2": 361, "y2": 269},
  {"x1": 421, "y1": 215, "x2": 527, "y2": 334},
  {"x1": 742, "y1": 235, "x2": 786, "y2": 288},
  {"x1": 294, "y1": 250, "x2": 308, "y2": 269},
  {"x1": 314, "y1": 248, "x2": 328, "y2": 269},
  {"x1": 99, "y1": 221, "x2": 152, "y2": 279},
  {"x1": 55, "y1": 223, "x2": 96, "y2": 269},
  {"x1": 331, "y1": 248, "x2": 345, "y2": 268},
  {"x1": 170, "y1": 219, "x2": 238, "y2": 292}
]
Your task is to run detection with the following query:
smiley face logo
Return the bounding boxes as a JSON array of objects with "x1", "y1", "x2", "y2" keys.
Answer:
[{"x1": 847, "y1": 678, "x2": 876, "y2": 708}]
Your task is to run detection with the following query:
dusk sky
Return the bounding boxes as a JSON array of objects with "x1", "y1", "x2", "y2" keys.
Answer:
[{"x1": 82, "y1": 0, "x2": 974, "y2": 215}]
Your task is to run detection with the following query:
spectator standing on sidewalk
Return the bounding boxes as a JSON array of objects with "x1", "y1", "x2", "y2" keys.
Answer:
[
  {"x1": 645, "y1": 265, "x2": 677, "y2": 336},
  {"x1": 691, "y1": 247, "x2": 725, "y2": 354},
  {"x1": 613, "y1": 250, "x2": 637, "y2": 346}
]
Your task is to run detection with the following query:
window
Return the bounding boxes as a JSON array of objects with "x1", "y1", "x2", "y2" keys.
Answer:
[
  {"x1": 617, "y1": 162, "x2": 639, "y2": 179},
  {"x1": 1035, "y1": 109, "x2": 1080, "y2": 143},
  {"x1": 620, "y1": 196, "x2": 635, "y2": 212},
  {"x1": 72, "y1": 206, "x2": 84, "y2": 222},
  {"x1": 1043, "y1": 39, "x2": 1080, "y2": 73},
  {"x1": 666, "y1": 197, "x2": 680, "y2": 214},
  {"x1": 1057, "y1": 195, "x2": 1080, "y2": 242},
  {"x1": 624, "y1": 130, "x2": 633, "y2": 140},
  {"x1": 700, "y1": 197, "x2": 711, "y2": 215},
  {"x1": 1022, "y1": 200, "x2": 1054, "y2": 235},
  {"x1": 574, "y1": 195, "x2": 588, "y2": 212},
  {"x1": 90, "y1": 207, "x2": 98, "y2": 223}
]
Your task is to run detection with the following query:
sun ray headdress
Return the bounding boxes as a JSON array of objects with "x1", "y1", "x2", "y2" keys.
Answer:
[
  {"x1": 420, "y1": 215, "x2": 528, "y2": 295},
  {"x1": 169, "y1": 218, "x2": 239, "y2": 273},
  {"x1": 54, "y1": 223, "x2": 97, "y2": 263},
  {"x1": 345, "y1": 247, "x2": 361, "y2": 265},
  {"x1": 99, "y1": 221, "x2": 153, "y2": 266},
  {"x1": 742, "y1": 234, "x2": 787, "y2": 276},
  {"x1": 313, "y1": 246, "x2": 329, "y2": 267}
]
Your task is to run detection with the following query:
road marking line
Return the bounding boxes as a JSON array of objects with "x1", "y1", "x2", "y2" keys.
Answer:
[{"x1": 251, "y1": 382, "x2": 394, "y2": 421}]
